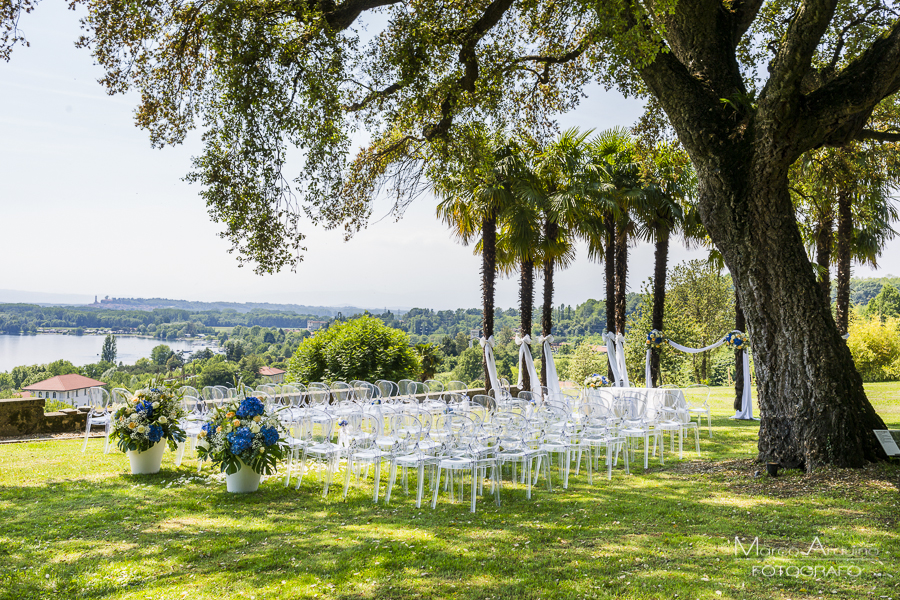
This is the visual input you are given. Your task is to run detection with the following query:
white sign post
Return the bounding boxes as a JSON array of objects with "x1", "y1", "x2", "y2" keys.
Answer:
[{"x1": 873, "y1": 430, "x2": 900, "y2": 456}]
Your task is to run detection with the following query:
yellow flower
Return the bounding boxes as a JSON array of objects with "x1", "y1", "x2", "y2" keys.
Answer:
[
  {"x1": 198, "y1": 430, "x2": 207, "y2": 438},
  {"x1": 232, "y1": 419, "x2": 241, "y2": 427},
  {"x1": 216, "y1": 426, "x2": 223, "y2": 433},
  {"x1": 253, "y1": 415, "x2": 261, "y2": 422},
  {"x1": 226, "y1": 412, "x2": 235, "y2": 418},
  {"x1": 128, "y1": 422, "x2": 136, "y2": 429}
]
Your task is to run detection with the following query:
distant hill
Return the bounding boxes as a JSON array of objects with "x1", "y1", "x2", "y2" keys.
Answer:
[
  {"x1": 846, "y1": 276, "x2": 900, "y2": 306},
  {"x1": 88, "y1": 296, "x2": 406, "y2": 317}
]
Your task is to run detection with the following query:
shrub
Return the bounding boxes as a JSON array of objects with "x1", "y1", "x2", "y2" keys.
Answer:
[
  {"x1": 847, "y1": 313, "x2": 900, "y2": 382},
  {"x1": 288, "y1": 316, "x2": 419, "y2": 384}
]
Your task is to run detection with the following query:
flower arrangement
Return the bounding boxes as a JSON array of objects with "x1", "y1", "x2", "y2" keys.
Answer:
[
  {"x1": 646, "y1": 329, "x2": 666, "y2": 349},
  {"x1": 110, "y1": 382, "x2": 186, "y2": 453},
  {"x1": 196, "y1": 395, "x2": 286, "y2": 475},
  {"x1": 584, "y1": 373, "x2": 610, "y2": 388},
  {"x1": 725, "y1": 330, "x2": 749, "y2": 350}
]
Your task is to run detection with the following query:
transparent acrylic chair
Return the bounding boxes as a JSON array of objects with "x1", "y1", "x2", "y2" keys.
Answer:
[
  {"x1": 293, "y1": 409, "x2": 341, "y2": 496},
  {"x1": 431, "y1": 414, "x2": 501, "y2": 513},
  {"x1": 383, "y1": 413, "x2": 441, "y2": 508},
  {"x1": 81, "y1": 387, "x2": 113, "y2": 453},
  {"x1": 683, "y1": 383, "x2": 712, "y2": 437},
  {"x1": 342, "y1": 411, "x2": 388, "y2": 502},
  {"x1": 494, "y1": 412, "x2": 551, "y2": 498}
]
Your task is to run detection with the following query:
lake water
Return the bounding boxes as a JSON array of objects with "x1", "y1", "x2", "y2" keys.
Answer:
[{"x1": 0, "y1": 334, "x2": 199, "y2": 372}]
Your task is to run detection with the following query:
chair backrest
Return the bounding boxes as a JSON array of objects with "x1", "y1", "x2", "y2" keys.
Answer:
[
  {"x1": 620, "y1": 392, "x2": 647, "y2": 422},
  {"x1": 683, "y1": 383, "x2": 711, "y2": 407},
  {"x1": 201, "y1": 386, "x2": 218, "y2": 402},
  {"x1": 179, "y1": 386, "x2": 199, "y2": 398},
  {"x1": 111, "y1": 388, "x2": 132, "y2": 407},
  {"x1": 280, "y1": 384, "x2": 304, "y2": 408},
  {"x1": 446, "y1": 380, "x2": 468, "y2": 394},
  {"x1": 423, "y1": 380, "x2": 444, "y2": 398},
  {"x1": 299, "y1": 409, "x2": 334, "y2": 445},
  {"x1": 356, "y1": 382, "x2": 377, "y2": 402},
  {"x1": 342, "y1": 411, "x2": 382, "y2": 449},
  {"x1": 307, "y1": 383, "x2": 330, "y2": 407},
  {"x1": 88, "y1": 387, "x2": 111, "y2": 411},
  {"x1": 329, "y1": 381, "x2": 353, "y2": 403},
  {"x1": 517, "y1": 390, "x2": 539, "y2": 404},
  {"x1": 214, "y1": 385, "x2": 230, "y2": 399},
  {"x1": 397, "y1": 379, "x2": 416, "y2": 396},
  {"x1": 375, "y1": 380, "x2": 399, "y2": 399},
  {"x1": 470, "y1": 394, "x2": 496, "y2": 414}
]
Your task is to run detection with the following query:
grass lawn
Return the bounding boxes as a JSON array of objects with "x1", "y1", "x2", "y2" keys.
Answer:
[{"x1": 1, "y1": 385, "x2": 898, "y2": 600}]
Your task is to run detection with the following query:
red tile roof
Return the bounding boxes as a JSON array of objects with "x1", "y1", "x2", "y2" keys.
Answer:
[
  {"x1": 23, "y1": 374, "x2": 107, "y2": 392},
  {"x1": 259, "y1": 366, "x2": 286, "y2": 376}
]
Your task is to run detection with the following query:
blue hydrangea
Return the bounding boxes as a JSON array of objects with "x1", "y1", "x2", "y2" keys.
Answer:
[
  {"x1": 202, "y1": 422, "x2": 216, "y2": 437},
  {"x1": 135, "y1": 400, "x2": 154, "y2": 418},
  {"x1": 148, "y1": 424, "x2": 163, "y2": 443},
  {"x1": 236, "y1": 397, "x2": 264, "y2": 419},
  {"x1": 227, "y1": 427, "x2": 254, "y2": 455},
  {"x1": 260, "y1": 426, "x2": 279, "y2": 446}
]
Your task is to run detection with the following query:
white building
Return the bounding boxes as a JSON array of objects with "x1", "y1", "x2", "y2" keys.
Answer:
[{"x1": 23, "y1": 374, "x2": 107, "y2": 407}]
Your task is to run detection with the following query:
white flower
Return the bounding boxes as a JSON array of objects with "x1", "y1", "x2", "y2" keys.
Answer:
[
  {"x1": 250, "y1": 423, "x2": 261, "y2": 434},
  {"x1": 152, "y1": 402, "x2": 160, "y2": 409},
  {"x1": 158, "y1": 416, "x2": 168, "y2": 424},
  {"x1": 136, "y1": 425, "x2": 147, "y2": 434}
]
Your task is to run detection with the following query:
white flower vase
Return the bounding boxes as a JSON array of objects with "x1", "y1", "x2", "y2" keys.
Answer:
[
  {"x1": 226, "y1": 460, "x2": 262, "y2": 493},
  {"x1": 127, "y1": 440, "x2": 166, "y2": 475}
]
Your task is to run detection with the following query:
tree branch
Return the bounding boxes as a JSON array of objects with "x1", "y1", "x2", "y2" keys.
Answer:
[
  {"x1": 323, "y1": 0, "x2": 402, "y2": 32},
  {"x1": 422, "y1": 0, "x2": 515, "y2": 139},
  {"x1": 760, "y1": 0, "x2": 839, "y2": 106},
  {"x1": 855, "y1": 128, "x2": 900, "y2": 142},
  {"x1": 730, "y1": 0, "x2": 766, "y2": 46},
  {"x1": 345, "y1": 82, "x2": 403, "y2": 112},
  {"x1": 799, "y1": 18, "x2": 900, "y2": 149}
]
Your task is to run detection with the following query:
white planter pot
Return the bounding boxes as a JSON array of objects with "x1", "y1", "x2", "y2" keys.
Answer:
[
  {"x1": 226, "y1": 460, "x2": 262, "y2": 493},
  {"x1": 127, "y1": 440, "x2": 166, "y2": 474}
]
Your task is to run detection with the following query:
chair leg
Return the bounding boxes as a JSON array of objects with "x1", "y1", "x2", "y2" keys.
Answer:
[
  {"x1": 373, "y1": 460, "x2": 381, "y2": 503},
  {"x1": 82, "y1": 416, "x2": 92, "y2": 453},
  {"x1": 470, "y1": 468, "x2": 477, "y2": 513},
  {"x1": 415, "y1": 463, "x2": 425, "y2": 509},
  {"x1": 431, "y1": 466, "x2": 442, "y2": 509}
]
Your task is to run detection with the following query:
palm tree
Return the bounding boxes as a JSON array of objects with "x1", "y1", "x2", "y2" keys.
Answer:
[
  {"x1": 433, "y1": 127, "x2": 520, "y2": 391},
  {"x1": 634, "y1": 142, "x2": 697, "y2": 386}
]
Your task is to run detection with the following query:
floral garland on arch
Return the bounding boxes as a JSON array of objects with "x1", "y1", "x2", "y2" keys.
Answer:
[
  {"x1": 584, "y1": 374, "x2": 611, "y2": 388},
  {"x1": 725, "y1": 330, "x2": 749, "y2": 350},
  {"x1": 646, "y1": 329, "x2": 666, "y2": 349},
  {"x1": 110, "y1": 382, "x2": 186, "y2": 453},
  {"x1": 196, "y1": 394, "x2": 286, "y2": 475}
]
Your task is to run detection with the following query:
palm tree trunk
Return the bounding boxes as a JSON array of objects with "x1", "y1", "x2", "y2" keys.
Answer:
[
  {"x1": 649, "y1": 229, "x2": 669, "y2": 387},
  {"x1": 604, "y1": 215, "x2": 616, "y2": 380},
  {"x1": 835, "y1": 190, "x2": 853, "y2": 334},
  {"x1": 519, "y1": 259, "x2": 534, "y2": 391},
  {"x1": 734, "y1": 288, "x2": 745, "y2": 411},
  {"x1": 541, "y1": 218, "x2": 559, "y2": 388},
  {"x1": 815, "y1": 212, "x2": 834, "y2": 306},
  {"x1": 614, "y1": 222, "x2": 629, "y2": 335},
  {"x1": 482, "y1": 212, "x2": 497, "y2": 391}
]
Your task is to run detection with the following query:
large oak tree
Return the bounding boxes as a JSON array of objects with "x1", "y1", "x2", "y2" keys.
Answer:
[{"x1": 6, "y1": 0, "x2": 900, "y2": 467}]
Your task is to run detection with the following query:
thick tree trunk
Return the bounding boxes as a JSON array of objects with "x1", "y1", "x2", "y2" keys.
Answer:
[
  {"x1": 604, "y1": 215, "x2": 616, "y2": 381},
  {"x1": 734, "y1": 289, "x2": 745, "y2": 412},
  {"x1": 519, "y1": 259, "x2": 534, "y2": 391},
  {"x1": 614, "y1": 223, "x2": 629, "y2": 335},
  {"x1": 815, "y1": 212, "x2": 834, "y2": 306},
  {"x1": 692, "y1": 156, "x2": 886, "y2": 468},
  {"x1": 481, "y1": 213, "x2": 497, "y2": 392},
  {"x1": 649, "y1": 230, "x2": 669, "y2": 387},
  {"x1": 835, "y1": 190, "x2": 853, "y2": 334}
]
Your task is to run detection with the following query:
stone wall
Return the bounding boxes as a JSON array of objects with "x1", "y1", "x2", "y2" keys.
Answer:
[{"x1": 0, "y1": 398, "x2": 90, "y2": 437}]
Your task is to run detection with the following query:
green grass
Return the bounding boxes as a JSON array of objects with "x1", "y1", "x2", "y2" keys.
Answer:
[{"x1": 1, "y1": 385, "x2": 898, "y2": 600}]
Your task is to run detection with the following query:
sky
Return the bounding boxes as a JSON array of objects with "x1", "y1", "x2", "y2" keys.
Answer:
[{"x1": 2, "y1": 4, "x2": 897, "y2": 311}]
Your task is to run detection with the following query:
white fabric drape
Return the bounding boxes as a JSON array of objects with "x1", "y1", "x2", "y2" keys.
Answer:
[
  {"x1": 515, "y1": 334, "x2": 541, "y2": 393},
  {"x1": 603, "y1": 332, "x2": 622, "y2": 386},
  {"x1": 480, "y1": 335, "x2": 502, "y2": 393},
  {"x1": 616, "y1": 333, "x2": 630, "y2": 387},
  {"x1": 734, "y1": 350, "x2": 754, "y2": 419},
  {"x1": 642, "y1": 331, "x2": 754, "y2": 419},
  {"x1": 537, "y1": 334, "x2": 560, "y2": 400},
  {"x1": 603, "y1": 332, "x2": 629, "y2": 387}
]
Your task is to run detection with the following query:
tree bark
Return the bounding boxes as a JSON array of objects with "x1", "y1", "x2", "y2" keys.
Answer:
[
  {"x1": 649, "y1": 229, "x2": 670, "y2": 387},
  {"x1": 614, "y1": 222, "x2": 629, "y2": 335},
  {"x1": 835, "y1": 189, "x2": 853, "y2": 334},
  {"x1": 734, "y1": 289, "x2": 746, "y2": 412},
  {"x1": 815, "y1": 211, "x2": 834, "y2": 306},
  {"x1": 481, "y1": 212, "x2": 497, "y2": 391},
  {"x1": 519, "y1": 259, "x2": 534, "y2": 391},
  {"x1": 604, "y1": 215, "x2": 616, "y2": 381}
]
